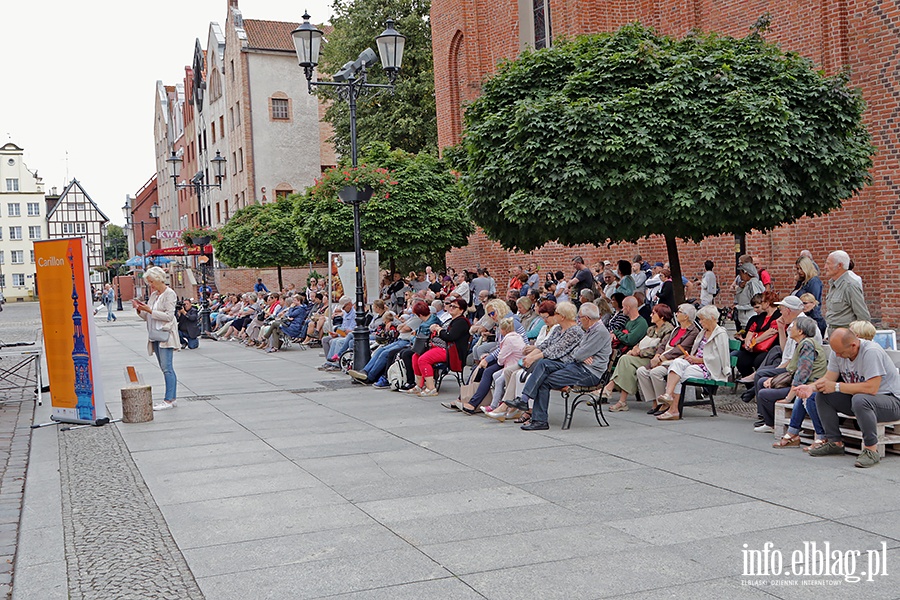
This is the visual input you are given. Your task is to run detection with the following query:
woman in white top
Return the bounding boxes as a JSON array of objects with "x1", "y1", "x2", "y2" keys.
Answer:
[{"x1": 132, "y1": 266, "x2": 179, "y2": 411}]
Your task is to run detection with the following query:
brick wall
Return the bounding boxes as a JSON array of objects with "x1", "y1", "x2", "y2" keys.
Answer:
[
  {"x1": 213, "y1": 264, "x2": 327, "y2": 295},
  {"x1": 433, "y1": 0, "x2": 900, "y2": 325}
]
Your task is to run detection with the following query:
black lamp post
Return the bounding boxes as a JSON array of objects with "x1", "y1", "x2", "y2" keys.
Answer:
[
  {"x1": 167, "y1": 151, "x2": 227, "y2": 227},
  {"x1": 292, "y1": 12, "x2": 405, "y2": 369},
  {"x1": 192, "y1": 235, "x2": 213, "y2": 336}
]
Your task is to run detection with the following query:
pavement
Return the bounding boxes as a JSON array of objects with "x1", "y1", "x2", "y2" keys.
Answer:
[{"x1": 7, "y1": 303, "x2": 900, "y2": 599}]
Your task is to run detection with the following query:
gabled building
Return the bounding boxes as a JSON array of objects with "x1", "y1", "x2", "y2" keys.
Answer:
[
  {"x1": 153, "y1": 0, "x2": 335, "y2": 241},
  {"x1": 0, "y1": 143, "x2": 45, "y2": 300},
  {"x1": 47, "y1": 179, "x2": 109, "y2": 283}
]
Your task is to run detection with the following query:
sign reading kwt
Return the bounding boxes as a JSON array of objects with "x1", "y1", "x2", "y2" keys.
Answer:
[{"x1": 155, "y1": 230, "x2": 184, "y2": 240}]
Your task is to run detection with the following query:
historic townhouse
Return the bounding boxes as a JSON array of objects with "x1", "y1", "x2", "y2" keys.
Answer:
[
  {"x1": 47, "y1": 179, "x2": 109, "y2": 284},
  {"x1": 0, "y1": 143, "x2": 45, "y2": 301}
]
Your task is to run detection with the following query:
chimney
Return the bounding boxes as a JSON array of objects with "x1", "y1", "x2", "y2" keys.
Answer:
[
  {"x1": 50, "y1": 186, "x2": 57, "y2": 195},
  {"x1": 228, "y1": 0, "x2": 238, "y2": 8}
]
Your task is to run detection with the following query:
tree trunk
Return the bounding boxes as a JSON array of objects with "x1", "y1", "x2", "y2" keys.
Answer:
[
  {"x1": 277, "y1": 265, "x2": 284, "y2": 291},
  {"x1": 665, "y1": 233, "x2": 686, "y2": 306},
  {"x1": 390, "y1": 257, "x2": 396, "y2": 275}
]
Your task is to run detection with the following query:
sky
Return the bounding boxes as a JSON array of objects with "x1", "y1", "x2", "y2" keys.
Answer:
[{"x1": 0, "y1": 0, "x2": 333, "y2": 227}]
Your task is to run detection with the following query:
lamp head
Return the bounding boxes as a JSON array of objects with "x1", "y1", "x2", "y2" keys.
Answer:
[
  {"x1": 376, "y1": 18, "x2": 405, "y2": 81},
  {"x1": 292, "y1": 11, "x2": 324, "y2": 73}
]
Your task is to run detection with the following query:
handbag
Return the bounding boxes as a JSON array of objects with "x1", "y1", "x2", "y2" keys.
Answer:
[
  {"x1": 458, "y1": 366, "x2": 482, "y2": 404},
  {"x1": 147, "y1": 295, "x2": 169, "y2": 342},
  {"x1": 148, "y1": 318, "x2": 168, "y2": 342},
  {"x1": 768, "y1": 371, "x2": 794, "y2": 389},
  {"x1": 412, "y1": 333, "x2": 431, "y2": 355}
]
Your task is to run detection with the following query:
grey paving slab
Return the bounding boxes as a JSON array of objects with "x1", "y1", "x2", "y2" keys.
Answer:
[
  {"x1": 195, "y1": 546, "x2": 451, "y2": 600},
  {"x1": 143, "y1": 460, "x2": 323, "y2": 505},
  {"x1": 356, "y1": 484, "x2": 546, "y2": 524},
  {"x1": 13, "y1": 525, "x2": 64, "y2": 569},
  {"x1": 467, "y1": 444, "x2": 642, "y2": 485},
  {"x1": 611, "y1": 577, "x2": 777, "y2": 599},
  {"x1": 10, "y1": 560, "x2": 67, "y2": 600},
  {"x1": 420, "y1": 522, "x2": 648, "y2": 575},
  {"x1": 182, "y1": 524, "x2": 410, "y2": 578},
  {"x1": 127, "y1": 438, "x2": 279, "y2": 471},
  {"x1": 378, "y1": 502, "x2": 589, "y2": 547},
  {"x1": 160, "y1": 488, "x2": 371, "y2": 549},
  {"x1": 837, "y1": 509, "x2": 900, "y2": 541},
  {"x1": 607, "y1": 500, "x2": 820, "y2": 546},
  {"x1": 461, "y1": 546, "x2": 723, "y2": 600},
  {"x1": 326, "y1": 577, "x2": 485, "y2": 600}
]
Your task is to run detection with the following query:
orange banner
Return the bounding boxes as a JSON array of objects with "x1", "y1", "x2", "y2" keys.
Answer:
[{"x1": 34, "y1": 238, "x2": 106, "y2": 424}]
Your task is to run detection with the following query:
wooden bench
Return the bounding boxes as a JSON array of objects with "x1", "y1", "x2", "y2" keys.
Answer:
[{"x1": 774, "y1": 402, "x2": 900, "y2": 457}]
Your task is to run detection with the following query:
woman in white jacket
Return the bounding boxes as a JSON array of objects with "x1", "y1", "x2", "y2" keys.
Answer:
[
  {"x1": 655, "y1": 305, "x2": 731, "y2": 421},
  {"x1": 132, "y1": 266, "x2": 179, "y2": 411}
]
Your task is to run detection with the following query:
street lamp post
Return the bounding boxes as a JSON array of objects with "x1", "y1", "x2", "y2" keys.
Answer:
[
  {"x1": 292, "y1": 12, "x2": 405, "y2": 369},
  {"x1": 124, "y1": 202, "x2": 159, "y2": 302},
  {"x1": 191, "y1": 235, "x2": 213, "y2": 336}
]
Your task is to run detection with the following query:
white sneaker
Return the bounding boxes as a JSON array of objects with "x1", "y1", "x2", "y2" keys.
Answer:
[
  {"x1": 153, "y1": 400, "x2": 176, "y2": 411},
  {"x1": 419, "y1": 388, "x2": 438, "y2": 397},
  {"x1": 753, "y1": 424, "x2": 774, "y2": 433}
]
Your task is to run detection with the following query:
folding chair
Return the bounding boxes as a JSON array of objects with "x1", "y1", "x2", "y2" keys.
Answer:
[{"x1": 676, "y1": 338, "x2": 740, "y2": 418}]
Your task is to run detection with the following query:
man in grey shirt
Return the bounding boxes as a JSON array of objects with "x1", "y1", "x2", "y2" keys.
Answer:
[
  {"x1": 823, "y1": 250, "x2": 870, "y2": 334},
  {"x1": 798, "y1": 329, "x2": 900, "y2": 468},
  {"x1": 521, "y1": 302, "x2": 612, "y2": 431},
  {"x1": 470, "y1": 269, "x2": 493, "y2": 318}
]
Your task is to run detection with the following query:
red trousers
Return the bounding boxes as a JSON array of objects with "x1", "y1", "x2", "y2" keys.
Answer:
[{"x1": 412, "y1": 347, "x2": 446, "y2": 378}]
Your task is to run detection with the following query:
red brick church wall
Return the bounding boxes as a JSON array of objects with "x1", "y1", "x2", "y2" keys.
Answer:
[{"x1": 434, "y1": 0, "x2": 900, "y2": 324}]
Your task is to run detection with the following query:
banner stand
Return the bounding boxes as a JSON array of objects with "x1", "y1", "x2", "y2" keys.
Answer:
[{"x1": 32, "y1": 238, "x2": 108, "y2": 429}]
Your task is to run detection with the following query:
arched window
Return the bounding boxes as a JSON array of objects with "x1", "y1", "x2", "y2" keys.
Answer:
[{"x1": 448, "y1": 30, "x2": 465, "y2": 144}]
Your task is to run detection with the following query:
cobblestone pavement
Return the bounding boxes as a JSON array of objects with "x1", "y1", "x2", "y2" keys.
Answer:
[
  {"x1": 0, "y1": 303, "x2": 42, "y2": 600},
  {"x1": 58, "y1": 425, "x2": 204, "y2": 600}
]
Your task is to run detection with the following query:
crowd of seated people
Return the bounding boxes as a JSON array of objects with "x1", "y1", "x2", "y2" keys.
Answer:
[{"x1": 202, "y1": 251, "x2": 893, "y2": 467}]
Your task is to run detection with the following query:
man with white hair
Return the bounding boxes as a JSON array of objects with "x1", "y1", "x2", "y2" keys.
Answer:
[
  {"x1": 520, "y1": 302, "x2": 612, "y2": 431},
  {"x1": 823, "y1": 250, "x2": 869, "y2": 335},
  {"x1": 319, "y1": 296, "x2": 356, "y2": 371}
]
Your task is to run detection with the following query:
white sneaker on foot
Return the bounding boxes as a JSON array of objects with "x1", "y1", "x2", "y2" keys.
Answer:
[
  {"x1": 753, "y1": 424, "x2": 774, "y2": 433},
  {"x1": 153, "y1": 400, "x2": 176, "y2": 411}
]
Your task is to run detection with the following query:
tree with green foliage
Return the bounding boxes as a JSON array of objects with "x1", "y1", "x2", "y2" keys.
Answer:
[
  {"x1": 294, "y1": 142, "x2": 472, "y2": 273},
  {"x1": 214, "y1": 199, "x2": 309, "y2": 290},
  {"x1": 453, "y1": 22, "x2": 874, "y2": 302},
  {"x1": 318, "y1": 0, "x2": 436, "y2": 155}
]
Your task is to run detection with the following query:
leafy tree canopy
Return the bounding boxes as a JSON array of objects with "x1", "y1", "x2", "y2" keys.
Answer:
[
  {"x1": 455, "y1": 24, "x2": 874, "y2": 263},
  {"x1": 214, "y1": 199, "x2": 309, "y2": 270},
  {"x1": 319, "y1": 0, "x2": 436, "y2": 155},
  {"x1": 294, "y1": 142, "x2": 473, "y2": 272}
]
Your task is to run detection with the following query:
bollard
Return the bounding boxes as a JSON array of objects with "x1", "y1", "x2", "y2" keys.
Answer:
[{"x1": 120, "y1": 385, "x2": 153, "y2": 423}]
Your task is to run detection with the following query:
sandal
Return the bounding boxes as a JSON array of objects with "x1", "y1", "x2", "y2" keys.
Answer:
[
  {"x1": 609, "y1": 402, "x2": 629, "y2": 412},
  {"x1": 803, "y1": 438, "x2": 826, "y2": 453},
  {"x1": 773, "y1": 434, "x2": 800, "y2": 448},
  {"x1": 514, "y1": 411, "x2": 531, "y2": 424}
]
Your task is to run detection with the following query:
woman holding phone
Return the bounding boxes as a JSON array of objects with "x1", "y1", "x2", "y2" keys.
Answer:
[{"x1": 132, "y1": 266, "x2": 179, "y2": 411}]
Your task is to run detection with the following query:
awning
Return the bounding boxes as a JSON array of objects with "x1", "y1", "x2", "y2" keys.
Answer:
[{"x1": 146, "y1": 245, "x2": 214, "y2": 257}]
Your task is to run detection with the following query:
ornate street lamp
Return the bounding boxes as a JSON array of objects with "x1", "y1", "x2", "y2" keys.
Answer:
[
  {"x1": 292, "y1": 13, "x2": 405, "y2": 369},
  {"x1": 167, "y1": 150, "x2": 226, "y2": 196}
]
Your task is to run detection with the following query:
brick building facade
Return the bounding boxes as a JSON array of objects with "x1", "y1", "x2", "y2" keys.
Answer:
[{"x1": 433, "y1": 0, "x2": 900, "y2": 324}]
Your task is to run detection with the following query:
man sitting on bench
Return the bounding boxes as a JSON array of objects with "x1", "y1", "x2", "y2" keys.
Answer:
[
  {"x1": 520, "y1": 303, "x2": 612, "y2": 431},
  {"x1": 798, "y1": 328, "x2": 900, "y2": 468}
]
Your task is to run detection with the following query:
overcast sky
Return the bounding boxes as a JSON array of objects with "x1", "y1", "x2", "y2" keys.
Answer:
[{"x1": 1, "y1": 0, "x2": 333, "y2": 226}]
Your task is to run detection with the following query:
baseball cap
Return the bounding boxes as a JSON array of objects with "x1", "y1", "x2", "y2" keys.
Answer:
[{"x1": 775, "y1": 296, "x2": 804, "y2": 311}]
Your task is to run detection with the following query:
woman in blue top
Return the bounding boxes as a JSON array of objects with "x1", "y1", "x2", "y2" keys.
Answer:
[{"x1": 792, "y1": 256, "x2": 823, "y2": 321}]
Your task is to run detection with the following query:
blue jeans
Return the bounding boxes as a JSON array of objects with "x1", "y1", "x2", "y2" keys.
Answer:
[
  {"x1": 178, "y1": 331, "x2": 199, "y2": 349},
  {"x1": 524, "y1": 360, "x2": 601, "y2": 424},
  {"x1": 363, "y1": 339, "x2": 410, "y2": 380},
  {"x1": 152, "y1": 342, "x2": 177, "y2": 401},
  {"x1": 106, "y1": 301, "x2": 116, "y2": 321},
  {"x1": 329, "y1": 333, "x2": 353, "y2": 361},
  {"x1": 469, "y1": 360, "x2": 503, "y2": 408},
  {"x1": 788, "y1": 393, "x2": 824, "y2": 437}
]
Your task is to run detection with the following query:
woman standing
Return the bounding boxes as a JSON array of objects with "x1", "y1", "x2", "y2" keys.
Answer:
[{"x1": 132, "y1": 266, "x2": 179, "y2": 411}]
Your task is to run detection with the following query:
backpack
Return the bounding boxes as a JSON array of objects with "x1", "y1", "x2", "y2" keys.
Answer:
[{"x1": 386, "y1": 356, "x2": 407, "y2": 391}]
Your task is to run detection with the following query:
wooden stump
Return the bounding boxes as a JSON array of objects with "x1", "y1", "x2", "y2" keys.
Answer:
[{"x1": 121, "y1": 385, "x2": 153, "y2": 423}]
